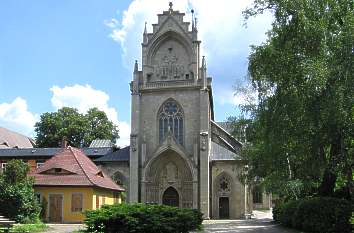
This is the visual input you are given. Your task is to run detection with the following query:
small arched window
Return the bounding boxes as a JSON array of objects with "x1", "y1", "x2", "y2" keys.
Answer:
[{"x1": 158, "y1": 99, "x2": 184, "y2": 145}]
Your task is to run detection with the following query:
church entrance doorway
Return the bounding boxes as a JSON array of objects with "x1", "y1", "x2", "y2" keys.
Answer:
[
  {"x1": 219, "y1": 197, "x2": 229, "y2": 219},
  {"x1": 162, "y1": 187, "x2": 179, "y2": 207}
]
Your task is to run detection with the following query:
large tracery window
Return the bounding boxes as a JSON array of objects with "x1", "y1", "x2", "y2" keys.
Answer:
[{"x1": 159, "y1": 99, "x2": 184, "y2": 145}]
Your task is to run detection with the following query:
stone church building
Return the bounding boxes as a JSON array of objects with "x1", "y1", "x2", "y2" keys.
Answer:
[
  {"x1": 129, "y1": 3, "x2": 249, "y2": 219},
  {"x1": 96, "y1": 3, "x2": 272, "y2": 219}
]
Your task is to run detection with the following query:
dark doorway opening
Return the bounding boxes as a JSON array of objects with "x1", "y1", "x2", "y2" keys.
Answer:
[
  {"x1": 162, "y1": 187, "x2": 179, "y2": 207},
  {"x1": 219, "y1": 197, "x2": 229, "y2": 219}
]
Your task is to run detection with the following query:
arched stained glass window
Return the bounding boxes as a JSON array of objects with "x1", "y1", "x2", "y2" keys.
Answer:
[{"x1": 158, "y1": 99, "x2": 184, "y2": 145}]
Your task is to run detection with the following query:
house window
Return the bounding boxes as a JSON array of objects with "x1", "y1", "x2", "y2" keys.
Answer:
[
  {"x1": 1, "y1": 162, "x2": 7, "y2": 172},
  {"x1": 36, "y1": 161, "x2": 45, "y2": 168},
  {"x1": 55, "y1": 168, "x2": 62, "y2": 173},
  {"x1": 158, "y1": 99, "x2": 184, "y2": 145},
  {"x1": 113, "y1": 192, "x2": 121, "y2": 204},
  {"x1": 253, "y1": 186, "x2": 263, "y2": 204},
  {"x1": 71, "y1": 193, "x2": 83, "y2": 212},
  {"x1": 35, "y1": 193, "x2": 42, "y2": 203},
  {"x1": 96, "y1": 196, "x2": 100, "y2": 209}
]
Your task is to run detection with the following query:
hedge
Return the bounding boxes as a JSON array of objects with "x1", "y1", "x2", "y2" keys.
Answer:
[
  {"x1": 273, "y1": 197, "x2": 352, "y2": 233},
  {"x1": 84, "y1": 203, "x2": 203, "y2": 233}
]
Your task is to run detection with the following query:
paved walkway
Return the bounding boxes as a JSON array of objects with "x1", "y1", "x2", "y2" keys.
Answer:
[
  {"x1": 41, "y1": 210, "x2": 297, "y2": 233},
  {"x1": 197, "y1": 210, "x2": 299, "y2": 233},
  {"x1": 44, "y1": 224, "x2": 85, "y2": 233}
]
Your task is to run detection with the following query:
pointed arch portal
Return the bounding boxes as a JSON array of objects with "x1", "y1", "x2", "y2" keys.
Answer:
[{"x1": 162, "y1": 187, "x2": 179, "y2": 207}]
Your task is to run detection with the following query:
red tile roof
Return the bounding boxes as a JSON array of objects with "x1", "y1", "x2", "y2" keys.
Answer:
[{"x1": 30, "y1": 147, "x2": 124, "y2": 192}]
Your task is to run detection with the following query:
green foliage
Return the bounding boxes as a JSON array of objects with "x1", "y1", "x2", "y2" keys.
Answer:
[
  {"x1": 84, "y1": 203, "x2": 203, "y2": 233},
  {"x1": 35, "y1": 107, "x2": 119, "y2": 147},
  {"x1": 0, "y1": 160, "x2": 40, "y2": 223},
  {"x1": 274, "y1": 197, "x2": 352, "y2": 233},
  {"x1": 11, "y1": 223, "x2": 48, "y2": 232},
  {"x1": 236, "y1": 0, "x2": 354, "y2": 199}
]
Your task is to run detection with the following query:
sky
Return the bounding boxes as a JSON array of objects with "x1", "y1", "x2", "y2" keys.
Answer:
[{"x1": 0, "y1": 0, "x2": 273, "y2": 147}]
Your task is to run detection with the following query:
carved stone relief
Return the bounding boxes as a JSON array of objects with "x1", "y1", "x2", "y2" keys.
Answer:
[
  {"x1": 131, "y1": 134, "x2": 137, "y2": 152},
  {"x1": 149, "y1": 40, "x2": 192, "y2": 82}
]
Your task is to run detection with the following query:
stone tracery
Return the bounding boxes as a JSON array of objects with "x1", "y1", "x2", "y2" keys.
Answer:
[{"x1": 158, "y1": 99, "x2": 184, "y2": 145}]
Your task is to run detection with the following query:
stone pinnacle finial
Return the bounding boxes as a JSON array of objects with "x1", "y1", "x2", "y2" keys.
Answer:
[
  {"x1": 143, "y1": 22, "x2": 148, "y2": 43},
  {"x1": 169, "y1": 2, "x2": 173, "y2": 12},
  {"x1": 134, "y1": 60, "x2": 138, "y2": 72},
  {"x1": 191, "y1": 9, "x2": 195, "y2": 29},
  {"x1": 202, "y1": 56, "x2": 206, "y2": 68}
]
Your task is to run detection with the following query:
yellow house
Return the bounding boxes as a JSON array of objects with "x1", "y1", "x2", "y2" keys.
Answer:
[{"x1": 30, "y1": 147, "x2": 124, "y2": 223}]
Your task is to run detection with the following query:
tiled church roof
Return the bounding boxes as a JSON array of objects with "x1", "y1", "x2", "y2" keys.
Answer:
[
  {"x1": 211, "y1": 121, "x2": 242, "y2": 161},
  {"x1": 31, "y1": 147, "x2": 124, "y2": 191},
  {"x1": 0, "y1": 127, "x2": 34, "y2": 149},
  {"x1": 95, "y1": 146, "x2": 130, "y2": 162}
]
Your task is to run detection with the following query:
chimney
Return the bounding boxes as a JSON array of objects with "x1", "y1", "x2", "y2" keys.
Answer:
[{"x1": 61, "y1": 137, "x2": 68, "y2": 148}]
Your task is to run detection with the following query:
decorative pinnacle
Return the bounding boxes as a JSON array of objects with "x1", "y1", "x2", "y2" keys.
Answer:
[
  {"x1": 134, "y1": 60, "x2": 138, "y2": 72},
  {"x1": 169, "y1": 2, "x2": 173, "y2": 11},
  {"x1": 144, "y1": 22, "x2": 147, "y2": 34},
  {"x1": 191, "y1": 9, "x2": 195, "y2": 29}
]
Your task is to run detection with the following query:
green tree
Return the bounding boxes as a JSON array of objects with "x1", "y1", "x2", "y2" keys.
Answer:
[
  {"x1": 236, "y1": 0, "x2": 353, "y2": 200},
  {"x1": 0, "y1": 160, "x2": 40, "y2": 222},
  {"x1": 35, "y1": 107, "x2": 119, "y2": 147},
  {"x1": 84, "y1": 108, "x2": 119, "y2": 147}
]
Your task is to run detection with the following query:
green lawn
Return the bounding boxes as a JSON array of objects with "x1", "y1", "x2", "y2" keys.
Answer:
[{"x1": 0, "y1": 223, "x2": 49, "y2": 233}]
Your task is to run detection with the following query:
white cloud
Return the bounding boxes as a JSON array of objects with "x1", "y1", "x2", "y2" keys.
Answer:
[
  {"x1": 0, "y1": 97, "x2": 39, "y2": 136},
  {"x1": 217, "y1": 88, "x2": 257, "y2": 107},
  {"x1": 50, "y1": 84, "x2": 130, "y2": 147},
  {"x1": 106, "y1": 0, "x2": 273, "y2": 68},
  {"x1": 104, "y1": 18, "x2": 119, "y2": 28}
]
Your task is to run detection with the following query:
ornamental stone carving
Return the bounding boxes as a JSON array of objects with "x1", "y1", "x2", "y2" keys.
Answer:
[{"x1": 131, "y1": 134, "x2": 137, "y2": 152}]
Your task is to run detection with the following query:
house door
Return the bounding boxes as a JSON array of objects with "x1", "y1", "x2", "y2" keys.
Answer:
[
  {"x1": 49, "y1": 194, "x2": 63, "y2": 222},
  {"x1": 219, "y1": 197, "x2": 229, "y2": 219},
  {"x1": 162, "y1": 187, "x2": 179, "y2": 207}
]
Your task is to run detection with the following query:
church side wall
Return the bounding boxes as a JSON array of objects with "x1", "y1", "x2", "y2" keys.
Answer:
[{"x1": 211, "y1": 161, "x2": 246, "y2": 219}]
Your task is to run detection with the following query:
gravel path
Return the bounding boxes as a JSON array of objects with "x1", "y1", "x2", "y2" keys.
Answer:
[
  {"x1": 196, "y1": 210, "x2": 299, "y2": 233},
  {"x1": 44, "y1": 224, "x2": 85, "y2": 233}
]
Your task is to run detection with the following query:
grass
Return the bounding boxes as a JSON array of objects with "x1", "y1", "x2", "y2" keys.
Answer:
[{"x1": 7, "y1": 223, "x2": 48, "y2": 233}]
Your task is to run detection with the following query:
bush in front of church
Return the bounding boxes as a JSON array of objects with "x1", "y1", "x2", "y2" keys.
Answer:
[
  {"x1": 273, "y1": 197, "x2": 352, "y2": 233},
  {"x1": 84, "y1": 203, "x2": 203, "y2": 233}
]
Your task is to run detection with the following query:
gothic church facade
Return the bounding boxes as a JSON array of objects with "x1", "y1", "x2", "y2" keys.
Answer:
[{"x1": 126, "y1": 3, "x2": 251, "y2": 219}]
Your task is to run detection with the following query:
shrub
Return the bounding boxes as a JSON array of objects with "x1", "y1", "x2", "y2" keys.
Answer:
[
  {"x1": 275, "y1": 197, "x2": 352, "y2": 233},
  {"x1": 0, "y1": 160, "x2": 40, "y2": 223},
  {"x1": 272, "y1": 202, "x2": 284, "y2": 223},
  {"x1": 277, "y1": 200, "x2": 301, "y2": 227},
  {"x1": 292, "y1": 197, "x2": 352, "y2": 233},
  {"x1": 84, "y1": 203, "x2": 203, "y2": 233}
]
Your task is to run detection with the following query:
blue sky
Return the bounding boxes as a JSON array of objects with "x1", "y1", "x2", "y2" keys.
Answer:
[{"x1": 0, "y1": 0, "x2": 272, "y2": 146}]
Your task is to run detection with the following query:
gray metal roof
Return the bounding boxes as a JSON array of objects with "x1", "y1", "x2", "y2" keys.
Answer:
[
  {"x1": 210, "y1": 141, "x2": 241, "y2": 161},
  {"x1": 89, "y1": 139, "x2": 113, "y2": 148},
  {"x1": 95, "y1": 146, "x2": 130, "y2": 162},
  {"x1": 0, "y1": 147, "x2": 113, "y2": 158}
]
